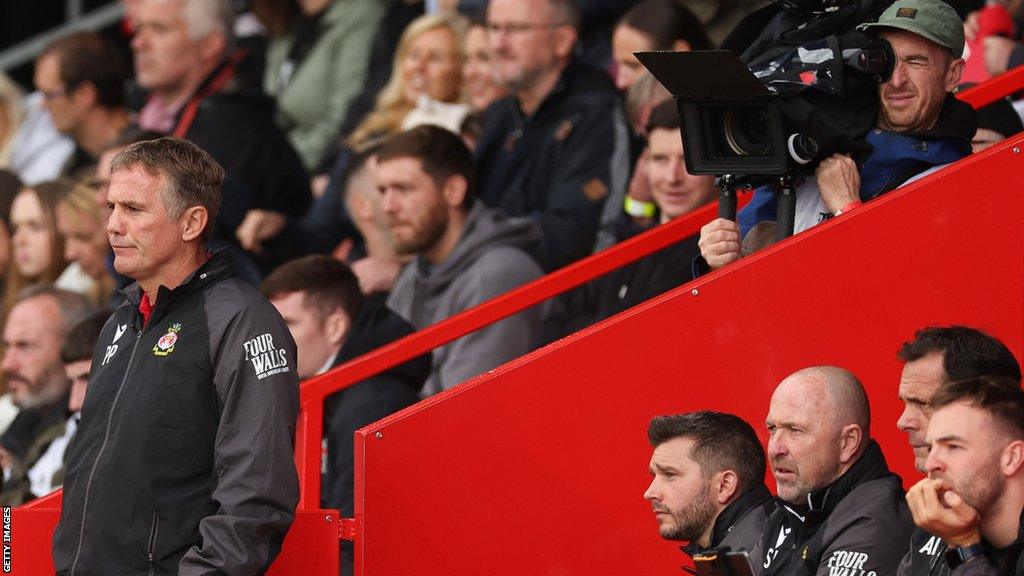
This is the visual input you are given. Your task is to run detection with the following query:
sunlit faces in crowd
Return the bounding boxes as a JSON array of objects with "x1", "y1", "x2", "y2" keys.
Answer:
[
  {"x1": 646, "y1": 127, "x2": 715, "y2": 221},
  {"x1": 462, "y1": 24, "x2": 507, "y2": 111},
  {"x1": 402, "y1": 25, "x2": 463, "y2": 104}
]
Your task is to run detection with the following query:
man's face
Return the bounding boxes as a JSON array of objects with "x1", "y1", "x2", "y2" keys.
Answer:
[
  {"x1": 65, "y1": 359, "x2": 91, "y2": 413},
  {"x1": 925, "y1": 401, "x2": 1006, "y2": 515},
  {"x1": 487, "y1": 0, "x2": 568, "y2": 92},
  {"x1": 106, "y1": 164, "x2": 187, "y2": 285},
  {"x1": 643, "y1": 437, "x2": 716, "y2": 541},
  {"x1": 131, "y1": 0, "x2": 206, "y2": 97},
  {"x1": 57, "y1": 203, "x2": 109, "y2": 281},
  {"x1": 897, "y1": 352, "x2": 946, "y2": 473},
  {"x1": 766, "y1": 375, "x2": 843, "y2": 503},
  {"x1": 376, "y1": 157, "x2": 450, "y2": 258},
  {"x1": 1, "y1": 296, "x2": 68, "y2": 410},
  {"x1": 34, "y1": 52, "x2": 83, "y2": 135},
  {"x1": 877, "y1": 29, "x2": 963, "y2": 134},
  {"x1": 647, "y1": 128, "x2": 715, "y2": 221},
  {"x1": 271, "y1": 291, "x2": 347, "y2": 380}
]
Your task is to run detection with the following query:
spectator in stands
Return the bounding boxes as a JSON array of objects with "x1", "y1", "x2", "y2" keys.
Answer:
[
  {"x1": 262, "y1": 0, "x2": 386, "y2": 171},
  {"x1": 476, "y1": 0, "x2": 630, "y2": 272},
  {"x1": 463, "y1": 17, "x2": 508, "y2": 112},
  {"x1": 759, "y1": 366, "x2": 913, "y2": 576},
  {"x1": 538, "y1": 101, "x2": 713, "y2": 343},
  {"x1": 644, "y1": 411, "x2": 773, "y2": 563},
  {"x1": 55, "y1": 179, "x2": 115, "y2": 306},
  {"x1": 261, "y1": 254, "x2": 429, "y2": 575},
  {"x1": 0, "y1": 171, "x2": 23, "y2": 313},
  {"x1": 699, "y1": 0, "x2": 977, "y2": 272},
  {"x1": 380, "y1": 126, "x2": 544, "y2": 396},
  {"x1": 963, "y1": 0, "x2": 1024, "y2": 79},
  {"x1": 611, "y1": 0, "x2": 713, "y2": 92},
  {"x1": 344, "y1": 154, "x2": 409, "y2": 298},
  {"x1": 239, "y1": 12, "x2": 469, "y2": 263},
  {"x1": 906, "y1": 378, "x2": 1024, "y2": 576},
  {"x1": 894, "y1": 326, "x2": 1021, "y2": 576},
  {"x1": 5, "y1": 181, "x2": 70, "y2": 313},
  {"x1": 131, "y1": 0, "x2": 312, "y2": 270},
  {"x1": 14, "y1": 311, "x2": 107, "y2": 505},
  {"x1": 0, "y1": 286, "x2": 94, "y2": 505},
  {"x1": 0, "y1": 72, "x2": 74, "y2": 186},
  {"x1": 33, "y1": 32, "x2": 133, "y2": 178}
]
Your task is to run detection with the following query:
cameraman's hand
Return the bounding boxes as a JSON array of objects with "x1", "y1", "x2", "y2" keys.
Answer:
[
  {"x1": 816, "y1": 154, "x2": 860, "y2": 214},
  {"x1": 906, "y1": 478, "x2": 982, "y2": 548},
  {"x1": 699, "y1": 218, "x2": 741, "y2": 269}
]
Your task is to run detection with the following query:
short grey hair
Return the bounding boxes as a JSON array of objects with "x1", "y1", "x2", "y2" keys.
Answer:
[
  {"x1": 152, "y1": 0, "x2": 235, "y2": 48},
  {"x1": 110, "y1": 136, "x2": 224, "y2": 242}
]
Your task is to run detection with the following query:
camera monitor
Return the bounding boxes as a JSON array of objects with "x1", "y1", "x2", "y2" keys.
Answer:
[{"x1": 637, "y1": 50, "x2": 794, "y2": 176}]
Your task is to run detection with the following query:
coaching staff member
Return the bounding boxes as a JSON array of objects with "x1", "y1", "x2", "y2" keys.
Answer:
[{"x1": 53, "y1": 137, "x2": 300, "y2": 575}]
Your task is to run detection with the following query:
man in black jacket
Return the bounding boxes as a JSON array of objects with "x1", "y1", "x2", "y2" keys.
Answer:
[
  {"x1": 758, "y1": 366, "x2": 914, "y2": 576},
  {"x1": 907, "y1": 378, "x2": 1024, "y2": 576},
  {"x1": 895, "y1": 326, "x2": 1022, "y2": 576},
  {"x1": 644, "y1": 411, "x2": 773, "y2": 566},
  {"x1": 476, "y1": 0, "x2": 630, "y2": 271},
  {"x1": 261, "y1": 254, "x2": 430, "y2": 576},
  {"x1": 53, "y1": 137, "x2": 299, "y2": 575},
  {"x1": 131, "y1": 0, "x2": 311, "y2": 270}
]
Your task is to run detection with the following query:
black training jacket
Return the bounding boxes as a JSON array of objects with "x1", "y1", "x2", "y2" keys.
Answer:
[
  {"x1": 53, "y1": 250, "x2": 300, "y2": 575},
  {"x1": 755, "y1": 441, "x2": 914, "y2": 576},
  {"x1": 682, "y1": 483, "x2": 775, "y2": 569}
]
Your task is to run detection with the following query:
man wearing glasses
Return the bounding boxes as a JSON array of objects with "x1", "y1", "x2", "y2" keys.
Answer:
[{"x1": 475, "y1": 0, "x2": 630, "y2": 273}]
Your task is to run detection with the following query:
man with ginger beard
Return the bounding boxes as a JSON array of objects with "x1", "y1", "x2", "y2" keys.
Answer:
[
  {"x1": 0, "y1": 286, "x2": 94, "y2": 505},
  {"x1": 907, "y1": 378, "x2": 1024, "y2": 576},
  {"x1": 757, "y1": 366, "x2": 913, "y2": 576}
]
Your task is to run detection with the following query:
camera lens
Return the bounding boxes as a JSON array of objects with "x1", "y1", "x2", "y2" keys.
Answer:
[{"x1": 723, "y1": 108, "x2": 771, "y2": 156}]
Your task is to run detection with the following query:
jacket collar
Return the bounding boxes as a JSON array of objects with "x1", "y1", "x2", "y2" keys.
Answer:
[
  {"x1": 778, "y1": 440, "x2": 894, "y2": 534},
  {"x1": 120, "y1": 249, "x2": 234, "y2": 326},
  {"x1": 682, "y1": 483, "x2": 773, "y2": 557}
]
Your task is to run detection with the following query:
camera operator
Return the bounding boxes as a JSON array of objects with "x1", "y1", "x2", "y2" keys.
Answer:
[{"x1": 699, "y1": 0, "x2": 976, "y2": 272}]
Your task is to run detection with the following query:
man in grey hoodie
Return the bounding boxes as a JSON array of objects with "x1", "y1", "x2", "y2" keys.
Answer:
[{"x1": 379, "y1": 126, "x2": 545, "y2": 397}]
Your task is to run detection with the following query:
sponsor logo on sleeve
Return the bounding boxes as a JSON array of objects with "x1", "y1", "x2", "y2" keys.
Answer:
[
  {"x1": 243, "y1": 333, "x2": 290, "y2": 380},
  {"x1": 826, "y1": 550, "x2": 875, "y2": 576},
  {"x1": 918, "y1": 536, "x2": 942, "y2": 556}
]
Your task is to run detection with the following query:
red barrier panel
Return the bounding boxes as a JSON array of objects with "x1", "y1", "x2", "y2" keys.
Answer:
[
  {"x1": 6, "y1": 508, "x2": 340, "y2": 575},
  {"x1": 352, "y1": 135, "x2": 1024, "y2": 575}
]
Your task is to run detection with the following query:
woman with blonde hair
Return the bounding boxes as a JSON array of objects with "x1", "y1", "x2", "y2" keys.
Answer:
[
  {"x1": 346, "y1": 11, "x2": 469, "y2": 150},
  {"x1": 4, "y1": 180, "x2": 70, "y2": 312},
  {"x1": 54, "y1": 179, "x2": 114, "y2": 306}
]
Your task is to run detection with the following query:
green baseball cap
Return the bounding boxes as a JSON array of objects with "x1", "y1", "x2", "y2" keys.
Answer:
[{"x1": 857, "y1": 0, "x2": 965, "y2": 57}]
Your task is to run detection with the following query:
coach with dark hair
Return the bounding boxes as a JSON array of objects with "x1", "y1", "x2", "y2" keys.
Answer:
[{"x1": 644, "y1": 411, "x2": 772, "y2": 563}]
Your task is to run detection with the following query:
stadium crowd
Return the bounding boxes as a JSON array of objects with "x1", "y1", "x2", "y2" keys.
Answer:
[{"x1": 0, "y1": 0, "x2": 1021, "y2": 573}]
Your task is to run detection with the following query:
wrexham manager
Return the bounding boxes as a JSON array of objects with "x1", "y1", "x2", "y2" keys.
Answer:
[{"x1": 53, "y1": 137, "x2": 299, "y2": 575}]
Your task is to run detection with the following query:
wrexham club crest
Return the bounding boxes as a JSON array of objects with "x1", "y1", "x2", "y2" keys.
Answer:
[{"x1": 153, "y1": 323, "x2": 182, "y2": 357}]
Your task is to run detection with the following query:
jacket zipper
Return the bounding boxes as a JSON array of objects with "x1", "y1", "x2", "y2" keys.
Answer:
[
  {"x1": 147, "y1": 509, "x2": 159, "y2": 576},
  {"x1": 69, "y1": 327, "x2": 144, "y2": 576}
]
